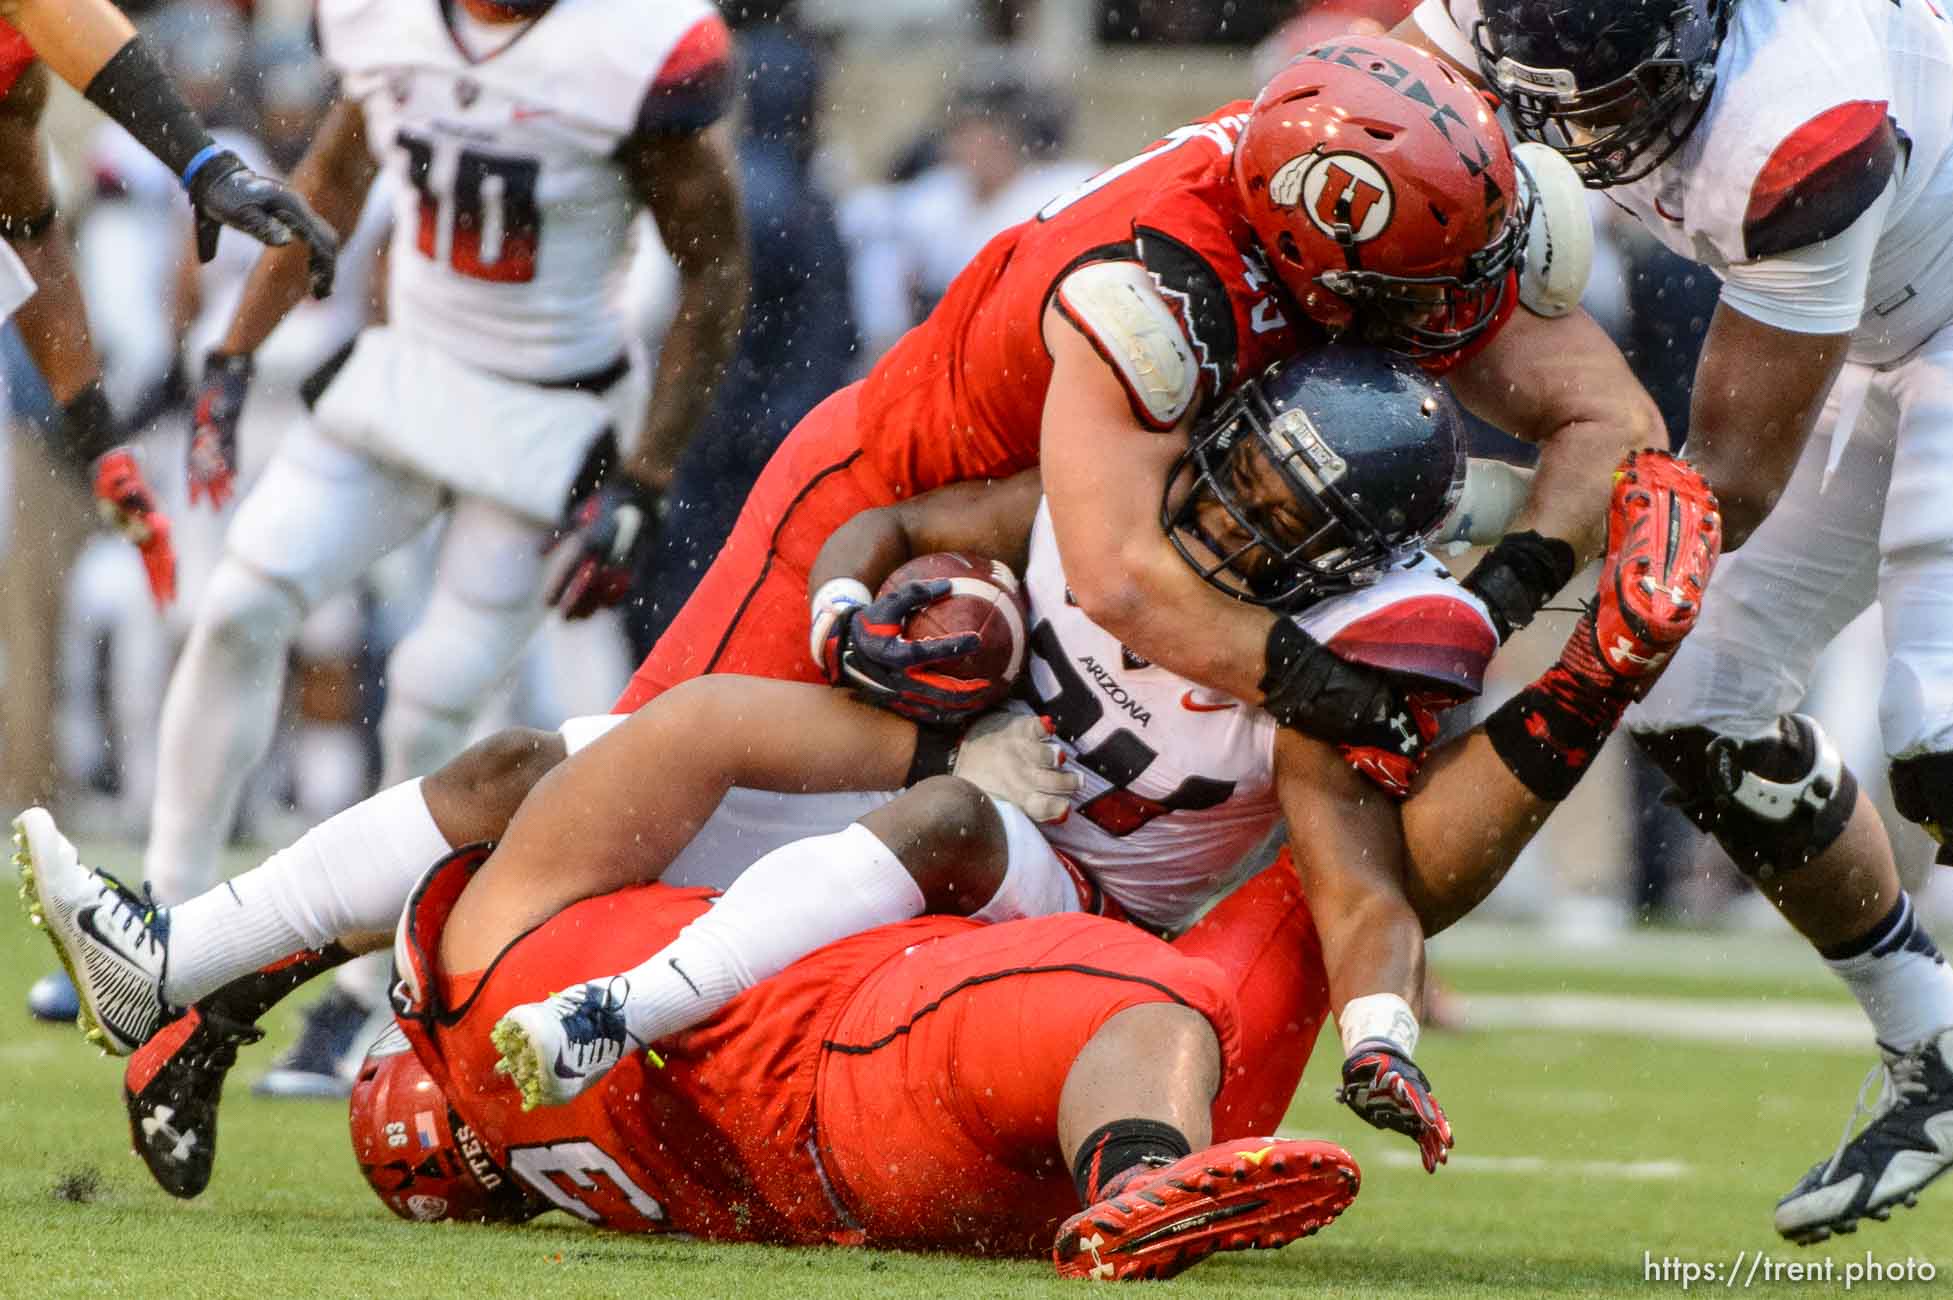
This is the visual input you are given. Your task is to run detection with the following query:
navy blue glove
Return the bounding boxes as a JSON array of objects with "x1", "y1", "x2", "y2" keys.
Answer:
[
  {"x1": 818, "y1": 580, "x2": 992, "y2": 725},
  {"x1": 1338, "y1": 1040, "x2": 1455, "y2": 1172}
]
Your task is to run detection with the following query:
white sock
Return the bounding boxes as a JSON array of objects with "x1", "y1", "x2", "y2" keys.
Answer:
[
  {"x1": 1823, "y1": 892, "x2": 1953, "y2": 1050},
  {"x1": 163, "y1": 778, "x2": 451, "y2": 1007},
  {"x1": 615, "y1": 823, "x2": 924, "y2": 1046}
]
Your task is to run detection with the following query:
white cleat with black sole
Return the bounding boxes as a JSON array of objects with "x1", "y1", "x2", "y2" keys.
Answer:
[
  {"x1": 491, "y1": 978, "x2": 635, "y2": 1111},
  {"x1": 1775, "y1": 1026, "x2": 1953, "y2": 1244},
  {"x1": 13, "y1": 807, "x2": 172, "y2": 1055}
]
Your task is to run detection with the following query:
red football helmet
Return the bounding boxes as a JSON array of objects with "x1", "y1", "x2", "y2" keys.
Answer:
[
  {"x1": 348, "y1": 1024, "x2": 544, "y2": 1225},
  {"x1": 1233, "y1": 36, "x2": 1527, "y2": 356}
]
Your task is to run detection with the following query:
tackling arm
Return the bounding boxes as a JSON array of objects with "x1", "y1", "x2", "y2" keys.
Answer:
[
  {"x1": 621, "y1": 125, "x2": 748, "y2": 493},
  {"x1": 1039, "y1": 304, "x2": 1280, "y2": 702},
  {"x1": 808, "y1": 468, "x2": 1044, "y2": 596},
  {"x1": 1447, "y1": 303, "x2": 1666, "y2": 564},
  {"x1": 1, "y1": 0, "x2": 131, "y2": 91}
]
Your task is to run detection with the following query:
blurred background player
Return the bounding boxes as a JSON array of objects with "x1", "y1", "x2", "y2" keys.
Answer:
[
  {"x1": 2, "y1": 0, "x2": 336, "y2": 1025},
  {"x1": 130, "y1": 0, "x2": 748, "y2": 1095},
  {"x1": 625, "y1": 14, "x2": 857, "y2": 660}
]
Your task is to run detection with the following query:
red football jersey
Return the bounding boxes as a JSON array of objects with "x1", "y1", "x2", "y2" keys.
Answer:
[
  {"x1": 854, "y1": 103, "x2": 1313, "y2": 499},
  {"x1": 0, "y1": 22, "x2": 35, "y2": 99}
]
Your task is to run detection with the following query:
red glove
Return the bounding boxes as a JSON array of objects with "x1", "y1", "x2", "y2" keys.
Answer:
[
  {"x1": 93, "y1": 447, "x2": 177, "y2": 608},
  {"x1": 188, "y1": 352, "x2": 252, "y2": 509},
  {"x1": 1338, "y1": 1040, "x2": 1455, "y2": 1173},
  {"x1": 1337, "y1": 687, "x2": 1459, "y2": 799}
]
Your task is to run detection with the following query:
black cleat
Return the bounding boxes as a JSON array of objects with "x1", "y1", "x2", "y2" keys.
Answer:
[
  {"x1": 1776, "y1": 1027, "x2": 1953, "y2": 1244},
  {"x1": 125, "y1": 1005, "x2": 263, "y2": 1199}
]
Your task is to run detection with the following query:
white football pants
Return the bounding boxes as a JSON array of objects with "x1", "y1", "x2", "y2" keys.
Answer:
[
  {"x1": 143, "y1": 421, "x2": 552, "y2": 903},
  {"x1": 1632, "y1": 320, "x2": 1953, "y2": 770}
]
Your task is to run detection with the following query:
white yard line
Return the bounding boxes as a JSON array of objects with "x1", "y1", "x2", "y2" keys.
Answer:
[{"x1": 1459, "y1": 993, "x2": 1870, "y2": 1051}]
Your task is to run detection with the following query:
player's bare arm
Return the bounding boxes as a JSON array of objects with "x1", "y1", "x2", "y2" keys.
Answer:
[
  {"x1": 808, "y1": 469, "x2": 1042, "y2": 596},
  {"x1": 1038, "y1": 302, "x2": 1280, "y2": 704},
  {"x1": 1273, "y1": 728, "x2": 1454, "y2": 1171},
  {"x1": 1448, "y1": 303, "x2": 1667, "y2": 562},
  {"x1": 0, "y1": 61, "x2": 176, "y2": 603},
  {"x1": 1683, "y1": 306, "x2": 1851, "y2": 548},
  {"x1": 217, "y1": 100, "x2": 378, "y2": 358},
  {"x1": 440, "y1": 677, "x2": 918, "y2": 973},
  {"x1": 0, "y1": 63, "x2": 95, "y2": 407},
  {"x1": 620, "y1": 123, "x2": 748, "y2": 493}
]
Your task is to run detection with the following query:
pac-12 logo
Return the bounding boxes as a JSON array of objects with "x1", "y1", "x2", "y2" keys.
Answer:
[{"x1": 1269, "y1": 152, "x2": 1393, "y2": 243}]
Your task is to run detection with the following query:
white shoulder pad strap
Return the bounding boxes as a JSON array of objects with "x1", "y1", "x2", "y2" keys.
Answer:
[
  {"x1": 1514, "y1": 142, "x2": 1594, "y2": 319},
  {"x1": 1055, "y1": 260, "x2": 1200, "y2": 431}
]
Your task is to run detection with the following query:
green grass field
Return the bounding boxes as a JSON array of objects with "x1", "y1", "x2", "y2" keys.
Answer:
[{"x1": 3, "y1": 848, "x2": 1947, "y2": 1298}]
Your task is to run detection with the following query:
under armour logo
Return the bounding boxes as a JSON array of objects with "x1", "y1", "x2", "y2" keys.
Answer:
[
  {"x1": 141, "y1": 1105, "x2": 197, "y2": 1163},
  {"x1": 1608, "y1": 636, "x2": 1668, "y2": 671},
  {"x1": 1389, "y1": 712, "x2": 1419, "y2": 754},
  {"x1": 1080, "y1": 1231, "x2": 1113, "y2": 1281}
]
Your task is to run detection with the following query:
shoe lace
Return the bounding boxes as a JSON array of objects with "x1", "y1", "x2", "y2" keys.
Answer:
[
  {"x1": 190, "y1": 1007, "x2": 266, "y2": 1071},
  {"x1": 97, "y1": 872, "x2": 168, "y2": 960},
  {"x1": 1820, "y1": 1047, "x2": 1933, "y2": 1182}
]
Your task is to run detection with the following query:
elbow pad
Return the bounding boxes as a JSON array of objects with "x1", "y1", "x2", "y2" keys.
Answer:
[{"x1": 1514, "y1": 142, "x2": 1593, "y2": 319}]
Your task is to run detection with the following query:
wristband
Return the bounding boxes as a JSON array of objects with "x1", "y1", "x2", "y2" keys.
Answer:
[
  {"x1": 180, "y1": 143, "x2": 227, "y2": 191},
  {"x1": 1339, "y1": 992, "x2": 1421, "y2": 1058},
  {"x1": 904, "y1": 725, "x2": 960, "y2": 785},
  {"x1": 809, "y1": 577, "x2": 872, "y2": 669},
  {"x1": 56, "y1": 382, "x2": 126, "y2": 470},
  {"x1": 1462, "y1": 530, "x2": 1576, "y2": 642},
  {"x1": 83, "y1": 37, "x2": 218, "y2": 183}
]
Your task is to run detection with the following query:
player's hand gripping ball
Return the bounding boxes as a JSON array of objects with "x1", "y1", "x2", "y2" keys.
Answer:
[{"x1": 817, "y1": 553, "x2": 1029, "y2": 726}]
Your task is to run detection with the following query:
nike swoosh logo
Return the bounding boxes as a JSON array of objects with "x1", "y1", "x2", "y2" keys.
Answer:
[
  {"x1": 76, "y1": 905, "x2": 140, "y2": 961},
  {"x1": 1180, "y1": 691, "x2": 1238, "y2": 713},
  {"x1": 1653, "y1": 196, "x2": 1683, "y2": 223},
  {"x1": 552, "y1": 1051, "x2": 582, "y2": 1080},
  {"x1": 668, "y1": 958, "x2": 701, "y2": 998}
]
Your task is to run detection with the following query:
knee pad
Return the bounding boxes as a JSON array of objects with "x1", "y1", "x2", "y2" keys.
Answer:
[
  {"x1": 1633, "y1": 714, "x2": 1857, "y2": 881},
  {"x1": 198, "y1": 560, "x2": 306, "y2": 661},
  {"x1": 1889, "y1": 750, "x2": 1953, "y2": 864}
]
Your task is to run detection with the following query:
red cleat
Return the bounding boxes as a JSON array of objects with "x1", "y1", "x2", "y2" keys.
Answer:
[
  {"x1": 1592, "y1": 449, "x2": 1721, "y2": 680},
  {"x1": 1051, "y1": 1138, "x2": 1359, "y2": 1281}
]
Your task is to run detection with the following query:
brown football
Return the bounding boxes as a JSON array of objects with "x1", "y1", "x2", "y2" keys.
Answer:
[{"x1": 877, "y1": 551, "x2": 1030, "y2": 708}]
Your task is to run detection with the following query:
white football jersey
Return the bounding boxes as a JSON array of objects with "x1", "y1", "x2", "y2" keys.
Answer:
[
  {"x1": 1008, "y1": 500, "x2": 1491, "y2": 931},
  {"x1": 317, "y1": 0, "x2": 730, "y2": 380},
  {"x1": 1419, "y1": 0, "x2": 1953, "y2": 362}
]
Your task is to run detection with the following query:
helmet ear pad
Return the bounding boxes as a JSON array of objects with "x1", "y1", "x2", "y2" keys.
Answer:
[{"x1": 1233, "y1": 36, "x2": 1527, "y2": 356}]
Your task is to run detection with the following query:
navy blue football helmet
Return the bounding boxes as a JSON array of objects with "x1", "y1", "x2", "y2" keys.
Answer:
[
  {"x1": 1471, "y1": 0, "x2": 1731, "y2": 187},
  {"x1": 1162, "y1": 346, "x2": 1467, "y2": 611}
]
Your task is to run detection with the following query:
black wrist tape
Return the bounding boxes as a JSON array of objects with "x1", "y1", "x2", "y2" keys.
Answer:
[
  {"x1": 56, "y1": 382, "x2": 124, "y2": 469},
  {"x1": 84, "y1": 36, "x2": 216, "y2": 181},
  {"x1": 0, "y1": 204, "x2": 57, "y2": 243},
  {"x1": 1463, "y1": 531, "x2": 1577, "y2": 642},
  {"x1": 1483, "y1": 685, "x2": 1603, "y2": 803},
  {"x1": 905, "y1": 726, "x2": 959, "y2": 785}
]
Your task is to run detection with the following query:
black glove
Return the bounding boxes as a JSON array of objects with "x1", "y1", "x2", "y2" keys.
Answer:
[
  {"x1": 818, "y1": 580, "x2": 993, "y2": 726},
  {"x1": 189, "y1": 352, "x2": 252, "y2": 509},
  {"x1": 188, "y1": 151, "x2": 338, "y2": 298},
  {"x1": 1338, "y1": 1040, "x2": 1455, "y2": 1173},
  {"x1": 544, "y1": 478, "x2": 661, "y2": 620}
]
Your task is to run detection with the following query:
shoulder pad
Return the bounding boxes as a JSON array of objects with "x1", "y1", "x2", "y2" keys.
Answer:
[
  {"x1": 1294, "y1": 563, "x2": 1498, "y2": 697},
  {"x1": 1135, "y1": 224, "x2": 1237, "y2": 397},
  {"x1": 1055, "y1": 260, "x2": 1201, "y2": 430},
  {"x1": 1743, "y1": 101, "x2": 1897, "y2": 260}
]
